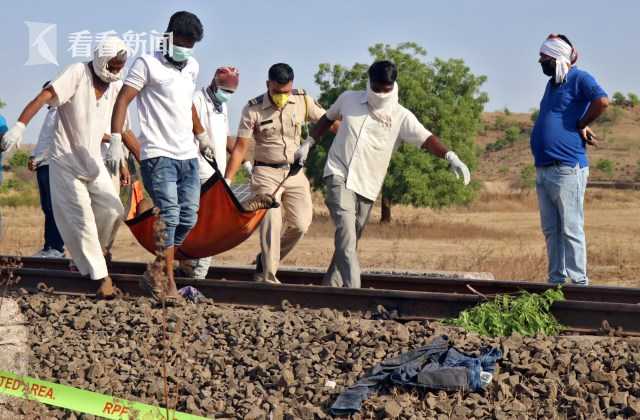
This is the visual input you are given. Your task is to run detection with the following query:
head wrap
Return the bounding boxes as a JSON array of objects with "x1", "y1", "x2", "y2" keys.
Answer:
[
  {"x1": 366, "y1": 81, "x2": 398, "y2": 126},
  {"x1": 92, "y1": 36, "x2": 128, "y2": 83},
  {"x1": 214, "y1": 66, "x2": 240, "y2": 91},
  {"x1": 539, "y1": 34, "x2": 578, "y2": 83}
]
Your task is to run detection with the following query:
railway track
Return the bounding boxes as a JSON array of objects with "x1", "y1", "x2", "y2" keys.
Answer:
[
  {"x1": 12, "y1": 256, "x2": 640, "y2": 304},
  {"x1": 5, "y1": 255, "x2": 640, "y2": 334}
]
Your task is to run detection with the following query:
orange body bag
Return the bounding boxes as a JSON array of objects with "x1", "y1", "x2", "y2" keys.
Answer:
[{"x1": 125, "y1": 170, "x2": 267, "y2": 260}]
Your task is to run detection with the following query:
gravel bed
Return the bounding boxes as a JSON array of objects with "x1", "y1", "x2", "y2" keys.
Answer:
[{"x1": 1, "y1": 294, "x2": 640, "y2": 419}]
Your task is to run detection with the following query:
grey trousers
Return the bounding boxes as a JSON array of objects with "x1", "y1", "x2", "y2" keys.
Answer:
[{"x1": 323, "y1": 175, "x2": 374, "y2": 288}]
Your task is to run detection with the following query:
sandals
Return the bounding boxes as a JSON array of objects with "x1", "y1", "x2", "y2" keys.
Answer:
[
  {"x1": 95, "y1": 276, "x2": 122, "y2": 300},
  {"x1": 139, "y1": 272, "x2": 182, "y2": 306}
]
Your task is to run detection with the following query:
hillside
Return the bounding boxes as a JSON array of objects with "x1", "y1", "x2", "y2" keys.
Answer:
[{"x1": 475, "y1": 105, "x2": 640, "y2": 185}]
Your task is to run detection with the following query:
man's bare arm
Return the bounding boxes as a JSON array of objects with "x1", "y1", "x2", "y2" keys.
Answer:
[
  {"x1": 421, "y1": 135, "x2": 448, "y2": 158},
  {"x1": 226, "y1": 136, "x2": 236, "y2": 155},
  {"x1": 225, "y1": 137, "x2": 250, "y2": 181},
  {"x1": 122, "y1": 129, "x2": 141, "y2": 162},
  {"x1": 17, "y1": 87, "x2": 56, "y2": 126},
  {"x1": 111, "y1": 85, "x2": 138, "y2": 134},
  {"x1": 192, "y1": 104, "x2": 205, "y2": 136},
  {"x1": 310, "y1": 114, "x2": 335, "y2": 141},
  {"x1": 578, "y1": 97, "x2": 609, "y2": 129}
]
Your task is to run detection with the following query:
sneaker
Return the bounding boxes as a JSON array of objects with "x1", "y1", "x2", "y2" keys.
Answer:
[
  {"x1": 32, "y1": 248, "x2": 65, "y2": 258},
  {"x1": 32, "y1": 249, "x2": 49, "y2": 258},
  {"x1": 43, "y1": 249, "x2": 65, "y2": 259}
]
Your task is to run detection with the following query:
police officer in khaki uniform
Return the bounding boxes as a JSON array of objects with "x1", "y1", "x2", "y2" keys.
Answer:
[{"x1": 226, "y1": 63, "x2": 325, "y2": 283}]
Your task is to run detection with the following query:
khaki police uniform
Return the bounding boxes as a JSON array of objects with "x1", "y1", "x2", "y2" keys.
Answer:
[{"x1": 237, "y1": 89, "x2": 325, "y2": 283}]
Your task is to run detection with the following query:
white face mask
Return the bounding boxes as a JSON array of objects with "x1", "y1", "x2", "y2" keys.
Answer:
[
  {"x1": 92, "y1": 59, "x2": 124, "y2": 83},
  {"x1": 92, "y1": 37, "x2": 127, "y2": 83},
  {"x1": 366, "y1": 81, "x2": 398, "y2": 124}
]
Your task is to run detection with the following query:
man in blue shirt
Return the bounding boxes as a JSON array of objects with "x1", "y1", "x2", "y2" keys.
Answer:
[
  {"x1": 530, "y1": 34, "x2": 609, "y2": 286},
  {"x1": 0, "y1": 115, "x2": 7, "y2": 185}
]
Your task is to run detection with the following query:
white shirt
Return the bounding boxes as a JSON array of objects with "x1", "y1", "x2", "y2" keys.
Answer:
[
  {"x1": 193, "y1": 88, "x2": 230, "y2": 181},
  {"x1": 32, "y1": 107, "x2": 58, "y2": 166},
  {"x1": 124, "y1": 52, "x2": 199, "y2": 161},
  {"x1": 323, "y1": 90, "x2": 432, "y2": 201},
  {"x1": 49, "y1": 63, "x2": 124, "y2": 181}
]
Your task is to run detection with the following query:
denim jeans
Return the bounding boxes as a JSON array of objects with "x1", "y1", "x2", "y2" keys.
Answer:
[
  {"x1": 36, "y1": 165, "x2": 65, "y2": 252},
  {"x1": 536, "y1": 164, "x2": 589, "y2": 285},
  {"x1": 141, "y1": 157, "x2": 200, "y2": 248},
  {"x1": 330, "y1": 335, "x2": 501, "y2": 415}
]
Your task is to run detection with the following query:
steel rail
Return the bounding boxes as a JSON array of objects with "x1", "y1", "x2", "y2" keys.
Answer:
[
  {"x1": 9, "y1": 256, "x2": 640, "y2": 305},
  {"x1": 10, "y1": 267, "x2": 640, "y2": 333}
]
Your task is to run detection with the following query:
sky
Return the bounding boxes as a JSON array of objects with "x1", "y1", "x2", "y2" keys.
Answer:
[{"x1": 1, "y1": 0, "x2": 639, "y2": 142}]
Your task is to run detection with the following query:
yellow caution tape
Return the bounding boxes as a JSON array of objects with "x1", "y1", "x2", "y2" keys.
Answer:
[{"x1": 0, "y1": 370, "x2": 208, "y2": 419}]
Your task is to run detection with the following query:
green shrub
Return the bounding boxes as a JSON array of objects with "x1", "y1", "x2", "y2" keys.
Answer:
[
  {"x1": 612, "y1": 92, "x2": 627, "y2": 106},
  {"x1": 485, "y1": 125, "x2": 522, "y2": 152},
  {"x1": 596, "y1": 159, "x2": 614, "y2": 176},
  {"x1": 503, "y1": 107, "x2": 511, "y2": 116},
  {"x1": 519, "y1": 165, "x2": 536, "y2": 189},
  {"x1": 446, "y1": 288, "x2": 565, "y2": 337},
  {"x1": 8, "y1": 150, "x2": 29, "y2": 168},
  {"x1": 530, "y1": 108, "x2": 539, "y2": 123},
  {"x1": 494, "y1": 115, "x2": 508, "y2": 130},
  {"x1": 628, "y1": 93, "x2": 639, "y2": 108}
]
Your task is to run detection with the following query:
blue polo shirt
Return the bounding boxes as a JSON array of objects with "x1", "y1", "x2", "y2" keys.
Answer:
[
  {"x1": 0, "y1": 115, "x2": 8, "y2": 185},
  {"x1": 530, "y1": 67, "x2": 607, "y2": 168}
]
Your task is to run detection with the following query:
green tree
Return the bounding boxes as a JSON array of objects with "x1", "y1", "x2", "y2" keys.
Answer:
[
  {"x1": 612, "y1": 92, "x2": 627, "y2": 107},
  {"x1": 628, "y1": 92, "x2": 639, "y2": 108},
  {"x1": 309, "y1": 42, "x2": 488, "y2": 221}
]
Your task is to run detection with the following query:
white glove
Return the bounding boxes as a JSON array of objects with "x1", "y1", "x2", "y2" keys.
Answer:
[
  {"x1": 196, "y1": 131, "x2": 215, "y2": 160},
  {"x1": 242, "y1": 160, "x2": 253, "y2": 175},
  {"x1": 294, "y1": 137, "x2": 315, "y2": 166},
  {"x1": 445, "y1": 151, "x2": 471, "y2": 186},
  {"x1": 1, "y1": 122, "x2": 26, "y2": 153},
  {"x1": 105, "y1": 133, "x2": 124, "y2": 174}
]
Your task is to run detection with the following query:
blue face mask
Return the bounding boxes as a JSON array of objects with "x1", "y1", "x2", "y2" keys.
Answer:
[
  {"x1": 170, "y1": 45, "x2": 193, "y2": 62},
  {"x1": 214, "y1": 89, "x2": 232, "y2": 103}
]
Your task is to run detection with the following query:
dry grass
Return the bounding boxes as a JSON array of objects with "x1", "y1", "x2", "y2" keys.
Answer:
[{"x1": 1, "y1": 186, "x2": 640, "y2": 288}]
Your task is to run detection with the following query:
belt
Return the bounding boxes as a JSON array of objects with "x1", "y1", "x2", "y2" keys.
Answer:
[
  {"x1": 254, "y1": 161, "x2": 290, "y2": 169},
  {"x1": 540, "y1": 160, "x2": 563, "y2": 167}
]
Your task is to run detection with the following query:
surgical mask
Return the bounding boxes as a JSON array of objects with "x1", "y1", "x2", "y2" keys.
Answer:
[
  {"x1": 214, "y1": 89, "x2": 232, "y2": 103},
  {"x1": 170, "y1": 45, "x2": 193, "y2": 62},
  {"x1": 541, "y1": 60, "x2": 556, "y2": 77},
  {"x1": 271, "y1": 93, "x2": 289, "y2": 109}
]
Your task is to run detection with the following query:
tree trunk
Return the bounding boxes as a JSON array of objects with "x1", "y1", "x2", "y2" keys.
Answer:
[{"x1": 381, "y1": 194, "x2": 392, "y2": 224}]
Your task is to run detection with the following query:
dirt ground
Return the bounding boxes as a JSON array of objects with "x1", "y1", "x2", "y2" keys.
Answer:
[{"x1": 1, "y1": 185, "x2": 639, "y2": 288}]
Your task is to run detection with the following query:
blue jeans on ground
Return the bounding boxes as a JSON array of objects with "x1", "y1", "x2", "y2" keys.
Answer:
[
  {"x1": 536, "y1": 164, "x2": 589, "y2": 285},
  {"x1": 141, "y1": 157, "x2": 200, "y2": 248},
  {"x1": 36, "y1": 165, "x2": 65, "y2": 252}
]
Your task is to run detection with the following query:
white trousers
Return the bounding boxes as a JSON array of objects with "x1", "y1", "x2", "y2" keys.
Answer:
[{"x1": 49, "y1": 162, "x2": 124, "y2": 280}]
